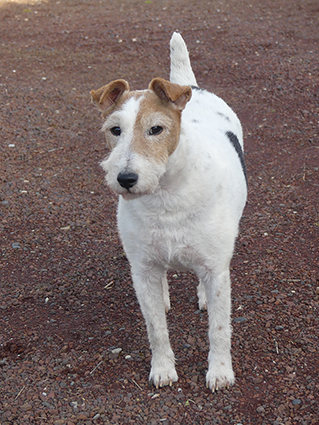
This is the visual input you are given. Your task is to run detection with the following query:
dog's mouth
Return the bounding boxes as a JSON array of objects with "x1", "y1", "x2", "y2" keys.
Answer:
[
  {"x1": 120, "y1": 190, "x2": 144, "y2": 200},
  {"x1": 118, "y1": 183, "x2": 158, "y2": 200}
]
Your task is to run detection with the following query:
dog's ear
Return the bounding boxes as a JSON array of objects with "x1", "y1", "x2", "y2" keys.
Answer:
[
  {"x1": 90, "y1": 79, "x2": 130, "y2": 113},
  {"x1": 149, "y1": 78, "x2": 192, "y2": 111}
]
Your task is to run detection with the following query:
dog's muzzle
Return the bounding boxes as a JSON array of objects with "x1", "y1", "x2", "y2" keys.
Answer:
[{"x1": 117, "y1": 172, "x2": 138, "y2": 190}]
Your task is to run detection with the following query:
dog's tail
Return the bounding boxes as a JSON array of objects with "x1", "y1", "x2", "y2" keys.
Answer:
[{"x1": 170, "y1": 32, "x2": 198, "y2": 86}]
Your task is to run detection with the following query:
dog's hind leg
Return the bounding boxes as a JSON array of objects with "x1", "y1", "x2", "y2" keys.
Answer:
[
  {"x1": 197, "y1": 279, "x2": 207, "y2": 310},
  {"x1": 131, "y1": 266, "x2": 178, "y2": 388},
  {"x1": 162, "y1": 274, "x2": 171, "y2": 312},
  {"x1": 198, "y1": 268, "x2": 235, "y2": 392}
]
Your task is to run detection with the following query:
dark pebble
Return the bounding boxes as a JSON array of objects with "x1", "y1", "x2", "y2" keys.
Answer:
[{"x1": 233, "y1": 317, "x2": 247, "y2": 323}]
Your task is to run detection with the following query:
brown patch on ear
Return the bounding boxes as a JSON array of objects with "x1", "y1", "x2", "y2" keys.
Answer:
[
  {"x1": 90, "y1": 79, "x2": 130, "y2": 114},
  {"x1": 148, "y1": 78, "x2": 192, "y2": 111}
]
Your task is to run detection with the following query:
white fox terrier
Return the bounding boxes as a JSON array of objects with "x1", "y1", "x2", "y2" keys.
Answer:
[{"x1": 91, "y1": 32, "x2": 247, "y2": 392}]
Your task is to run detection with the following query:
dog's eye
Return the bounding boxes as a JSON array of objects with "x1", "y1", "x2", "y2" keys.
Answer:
[
  {"x1": 110, "y1": 126, "x2": 121, "y2": 136},
  {"x1": 149, "y1": 126, "x2": 163, "y2": 136}
]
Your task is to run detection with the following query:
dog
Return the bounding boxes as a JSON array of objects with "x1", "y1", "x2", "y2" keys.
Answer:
[{"x1": 91, "y1": 32, "x2": 247, "y2": 392}]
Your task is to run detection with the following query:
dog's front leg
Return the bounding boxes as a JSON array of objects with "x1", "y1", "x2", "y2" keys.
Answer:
[
  {"x1": 132, "y1": 265, "x2": 178, "y2": 388},
  {"x1": 200, "y1": 269, "x2": 235, "y2": 392}
]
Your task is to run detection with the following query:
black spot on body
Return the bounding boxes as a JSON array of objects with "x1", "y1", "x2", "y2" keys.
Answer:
[{"x1": 226, "y1": 131, "x2": 248, "y2": 186}]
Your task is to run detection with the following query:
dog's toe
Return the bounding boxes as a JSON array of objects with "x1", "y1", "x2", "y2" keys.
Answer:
[{"x1": 198, "y1": 301, "x2": 207, "y2": 311}]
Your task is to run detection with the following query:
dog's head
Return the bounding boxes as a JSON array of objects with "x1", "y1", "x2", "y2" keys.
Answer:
[{"x1": 91, "y1": 78, "x2": 191, "y2": 199}]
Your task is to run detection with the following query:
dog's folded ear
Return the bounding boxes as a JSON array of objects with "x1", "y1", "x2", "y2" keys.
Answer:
[
  {"x1": 149, "y1": 78, "x2": 192, "y2": 111},
  {"x1": 90, "y1": 79, "x2": 130, "y2": 114}
]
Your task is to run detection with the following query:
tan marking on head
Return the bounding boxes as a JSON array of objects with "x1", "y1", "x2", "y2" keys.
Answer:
[
  {"x1": 131, "y1": 79, "x2": 192, "y2": 162},
  {"x1": 91, "y1": 78, "x2": 192, "y2": 162}
]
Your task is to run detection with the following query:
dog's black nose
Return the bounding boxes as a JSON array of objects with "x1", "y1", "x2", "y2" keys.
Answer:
[{"x1": 117, "y1": 172, "x2": 138, "y2": 190}]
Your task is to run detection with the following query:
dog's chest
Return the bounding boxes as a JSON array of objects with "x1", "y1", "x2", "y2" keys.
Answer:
[
  {"x1": 118, "y1": 198, "x2": 208, "y2": 271},
  {"x1": 151, "y1": 220, "x2": 198, "y2": 270}
]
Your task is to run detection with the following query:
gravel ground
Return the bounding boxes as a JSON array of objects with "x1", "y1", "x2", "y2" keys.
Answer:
[{"x1": 0, "y1": 0, "x2": 318, "y2": 424}]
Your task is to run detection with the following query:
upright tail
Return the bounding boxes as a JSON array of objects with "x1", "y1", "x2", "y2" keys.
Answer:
[{"x1": 169, "y1": 32, "x2": 198, "y2": 86}]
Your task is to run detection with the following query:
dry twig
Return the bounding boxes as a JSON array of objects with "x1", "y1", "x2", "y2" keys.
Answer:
[
  {"x1": 90, "y1": 360, "x2": 103, "y2": 375},
  {"x1": 131, "y1": 379, "x2": 143, "y2": 391},
  {"x1": 15, "y1": 385, "x2": 26, "y2": 400}
]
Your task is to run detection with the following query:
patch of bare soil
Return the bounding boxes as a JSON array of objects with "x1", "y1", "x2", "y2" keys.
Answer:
[{"x1": 0, "y1": 0, "x2": 318, "y2": 424}]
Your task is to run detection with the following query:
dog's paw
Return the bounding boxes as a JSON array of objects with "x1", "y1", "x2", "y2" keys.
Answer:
[
  {"x1": 206, "y1": 366, "x2": 235, "y2": 392},
  {"x1": 149, "y1": 361, "x2": 178, "y2": 388}
]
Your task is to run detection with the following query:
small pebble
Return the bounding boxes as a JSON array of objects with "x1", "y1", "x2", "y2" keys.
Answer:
[
  {"x1": 233, "y1": 317, "x2": 247, "y2": 323},
  {"x1": 77, "y1": 413, "x2": 88, "y2": 420},
  {"x1": 292, "y1": 398, "x2": 301, "y2": 405}
]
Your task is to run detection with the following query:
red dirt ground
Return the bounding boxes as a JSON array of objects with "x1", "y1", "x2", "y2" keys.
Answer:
[{"x1": 0, "y1": 0, "x2": 318, "y2": 424}]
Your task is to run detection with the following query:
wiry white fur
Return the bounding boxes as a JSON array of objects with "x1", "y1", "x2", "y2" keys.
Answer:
[
  {"x1": 170, "y1": 32, "x2": 197, "y2": 86},
  {"x1": 100, "y1": 32, "x2": 247, "y2": 391}
]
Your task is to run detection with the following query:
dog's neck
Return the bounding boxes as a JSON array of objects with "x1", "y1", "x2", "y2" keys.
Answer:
[{"x1": 159, "y1": 128, "x2": 190, "y2": 189}]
